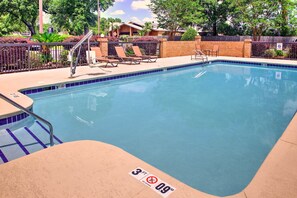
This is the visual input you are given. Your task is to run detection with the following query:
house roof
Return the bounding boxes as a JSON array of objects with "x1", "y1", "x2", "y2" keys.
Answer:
[
  {"x1": 127, "y1": 22, "x2": 143, "y2": 28},
  {"x1": 120, "y1": 22, "x2": 143, "y2": 30},
  {"x1": 114, "y1": 21, "x2": 185, "y2": 33}
]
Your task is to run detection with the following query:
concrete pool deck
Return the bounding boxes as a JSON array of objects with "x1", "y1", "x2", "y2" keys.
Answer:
[{"x1": 0, "y1": 56, "x2": 297, "y2": 197}]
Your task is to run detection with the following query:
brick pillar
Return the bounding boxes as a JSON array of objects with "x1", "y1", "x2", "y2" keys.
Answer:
[
  {"x1": 195, "y1": 35, "x2": 201, "y2": 44},
  {"x1": 159, "y1": 38, "x2": 167, "y2": 58},
  {"x1": 243, "y1": 39, "x2": 252, "y2": 58},
  {"x1": 98, "y1": 37, "x2": 108, "y2": 57}
]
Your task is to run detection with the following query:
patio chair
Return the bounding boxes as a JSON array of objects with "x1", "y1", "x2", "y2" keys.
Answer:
[
  {"x1": 210, "y1": 45, "x2": 219, "y2": 57},
  {"x1": 191, "y1": 45, "x2": 208, "y2": 61},
  {"x1": 132, "y1": 46, "x2": 158, "y2": 62},
  {"x1": 114, "y1": 46, "x2": 141, "y2": 64},
  {"x1": 90, "y1": 47, "x2": 119, "y2": 67}
]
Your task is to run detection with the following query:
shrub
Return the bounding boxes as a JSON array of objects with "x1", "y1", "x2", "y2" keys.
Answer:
[
  {"x1": 33, "y1": 33, "x2": 65, "y2": 43},
  {"x1": 275, "y1": 50, "x2": 284, "y2": 56},
  {"x1": 28, "y1": 51, "x2": 42, "y2": 69},
  {"x1": 63, "y1": 35, "x2": 101, "y2": 43},
  {"x1": 119, "y1": 35, "x2": 129, "y2": 42},
  {"x1": 181, "y1": 28, "x2": 197, "y2": 41},
  {"x1": 263, "y1": 49, "x2": 276, "y2": 58},
  {"x1": 0, "y1": 37, "x2": 29, "y2": 43},
  {"x1": 125, "y1": 46, "x2": 134, "y2": 56},
  {"x1": 60, "y1": 50, "x2": 70, "y2": 66}
]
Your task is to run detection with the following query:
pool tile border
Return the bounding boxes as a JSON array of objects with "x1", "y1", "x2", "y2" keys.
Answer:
[
  {"x1": 0, "y1": 108, "x2": 32, "y2": 126},
  {"x1": 1, "y1": 59, "x2": 297, "y2": 127},
  {"x1": 19, "y1": 60, "x2": 297, "y2": 96}
]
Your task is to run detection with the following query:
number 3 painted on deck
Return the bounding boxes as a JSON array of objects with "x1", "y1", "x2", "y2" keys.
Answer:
[{"x1": 132, "y1": 168, "x2": 142, "y2": 175}]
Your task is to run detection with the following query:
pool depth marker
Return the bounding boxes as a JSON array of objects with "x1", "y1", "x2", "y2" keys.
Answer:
[{"x1": 129, "y1": 167, "x2": 176, "y2": 197}]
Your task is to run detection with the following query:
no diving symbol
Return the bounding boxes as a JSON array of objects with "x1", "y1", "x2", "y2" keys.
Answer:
[{"x1": 146, "y1": 176, "x2": 158, "y2": 184}]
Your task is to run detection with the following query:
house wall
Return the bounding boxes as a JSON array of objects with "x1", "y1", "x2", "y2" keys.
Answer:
[
  {"x1": 117, "y1": 25, "x2": 138, "y2": 36},
  {"x1": 149, "y1": 30, "x2": 165, "y2": 36}
]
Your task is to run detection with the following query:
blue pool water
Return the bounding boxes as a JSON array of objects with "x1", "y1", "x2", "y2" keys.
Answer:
[{"x1": 29, "y1": 63, "x2": 297, "y2": 196}]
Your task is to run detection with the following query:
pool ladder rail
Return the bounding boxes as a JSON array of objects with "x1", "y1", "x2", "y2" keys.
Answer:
[
  {"x1": 69, "y1": 30, "x2": 93, "y2": 77},
  {"x1": 0, "y1": 93, "x2": 61, "y2": 163}
]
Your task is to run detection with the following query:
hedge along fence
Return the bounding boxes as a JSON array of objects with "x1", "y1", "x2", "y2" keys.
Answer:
[
  {"x1": 0, "y1": 41, "x2": 99, "y2": 74},
  {"x1": 251, "y1": 42, "x2": 297, "y2": 59}
]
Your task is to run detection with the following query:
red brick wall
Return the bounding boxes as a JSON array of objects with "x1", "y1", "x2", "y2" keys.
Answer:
[
  {"x1": 200, "y1": 41, "x2": 245, "y2": 57},
  {"x1": 160, "y1": 38, "x2": 251, "y2": 58},
  {"x1": 162, "y1": 41, "x2": 196, "y2": 57}
]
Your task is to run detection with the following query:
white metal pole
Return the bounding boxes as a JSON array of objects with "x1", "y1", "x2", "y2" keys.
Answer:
[
  {"x1": 98, "y1": 0, "x2": 100, "y2": 36},
  {"x1": 39, "y1": 0, "x2": 43, "y2": 33}
]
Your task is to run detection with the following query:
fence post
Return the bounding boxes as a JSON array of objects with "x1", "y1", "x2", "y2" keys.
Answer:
[
  {"x1": 243, "y1": 39, "x2": 252, "y2": 58},
  {"x1": 28, "y1": 46, "x2": 31, "y2": 71},
  {"x1": 98, "y1": 38, "x2": 108, "y2": 57},
  {"x1": 159, "y1": 38, "x2": 167, "y2": 58}
]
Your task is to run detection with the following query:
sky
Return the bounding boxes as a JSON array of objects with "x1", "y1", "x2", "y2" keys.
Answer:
[
  {"x1": 102, "y1": 0, "x2": 156, "y2": 24},
  {"x1": 44, "y1": 0, "x2": 155, "y2": 25}
]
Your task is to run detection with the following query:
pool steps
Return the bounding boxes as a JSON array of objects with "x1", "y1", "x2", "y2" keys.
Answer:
[{"x1": 0, "y1": 121, "x2": 63, "y2": 164}]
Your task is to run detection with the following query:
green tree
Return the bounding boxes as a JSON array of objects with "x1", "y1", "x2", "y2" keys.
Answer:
[
  {"x1": 0, "y1": 15, "x2": 27, "y2": 36},
  {"x1": 149, "y1": 0, "x2": 203, "y2": 40},
  {"x1": 49, "y1": 0, "x2": 115, "y2": 35},
  {"x1": 199, "y1": 0, "x2": 234, "y2": 36},
  {"x1": 107, "y1": 17, "x2": 121, "y2": 36},
  {"x1": 90, "y1": 17, "x2": 112, "y2": 35},
  {"x1": 0, "y1": 0, "x2": 39, "y2": 35},
  {"x1": 274, "y1": 0, "x2": 297, "y2": 36},
  {"x1": 234, "y1": 0, "x2": 279, "y2": 40},
  {"x1": 100, "y1": 17, "x2": 111, "y2": 35},
  {"x1": 32, "y1": 32, "x2": 65, "y2": 43},
  {"x1": 138, "y1": 22, "x2": 153, "y2": 36},
  {"x1": 143, "y1": 22, "x2": 153, "y2": 36}
]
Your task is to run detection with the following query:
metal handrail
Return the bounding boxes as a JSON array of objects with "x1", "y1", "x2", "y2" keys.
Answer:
[
  {"x1": 69, "y1": 30, "x2": 93, "y2": 77},
  {"x1": 0, "y1": 93, "x2": 54, "y2": 146}
]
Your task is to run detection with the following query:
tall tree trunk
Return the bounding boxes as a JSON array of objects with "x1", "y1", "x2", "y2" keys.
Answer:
[
  {"x1": 22, "y1": 19, "x2": 36, "y2": 35},
  {"x1": 28, "y1": 25, "x2": 36, "y2": 35},
  {"x1": 84, "y1": 25, "x2": 89, "y2": 35},
  {"x1": 280, "y1": 0, "x2": 289, "y2": 36},
  {"x1": 168, "y1": 31, "x2": 175, "y2": 41},
  {"x1": 252, "y1": 28, "x2": 258, "y2": 41},
  {"x1": 212, "y1": 22, "x2": 217, "y2": 36},
  {"x1": 252, "y1": 28, "x2": 262, "y2": 41}
]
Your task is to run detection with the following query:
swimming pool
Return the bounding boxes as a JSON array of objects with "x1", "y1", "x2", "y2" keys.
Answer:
[{"x1": 29, "y1": 62, "x2": 297, "y2": 196}]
